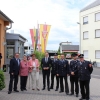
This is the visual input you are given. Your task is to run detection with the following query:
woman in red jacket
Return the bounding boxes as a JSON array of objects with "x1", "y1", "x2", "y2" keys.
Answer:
[{"x1": 20, "y1": 55, "x2": 30, "y2": 91}]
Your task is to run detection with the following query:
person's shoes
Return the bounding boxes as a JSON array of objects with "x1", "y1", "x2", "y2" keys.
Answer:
[
  {"x1": 59, "y1": 91, "x2": 64, "y2": 93},
  {"x1": 48, "y1": 88, "x2": 50, "y2": 91},
  {"x1": 42, "y1": 88, "x2": 45, "y2": 90},
  {"x1": 79, "y1": 98, "x2": 83, "y2": 100},
  {"x1": 24, "y1": 89, "x2": 27, "y2": 91},
  {"x1": 8, "y1": 91, "x2": 12, "y2": 94},
  {"x1": 21, "y1": 89, "x2": 24, "y2": 91},
  {"x1": 66, "y1": 92, "x2": 69, "y2": 95},
  {"x1": 50, "y1": 87, "x2": 53, "y2": 89},
  {"x1": 32, "y1": 89, "x2": 35, "y2": 90},
  {"x1": 79, "y1": 97, "x2": 85, "y2": 100},
  {"x1": 55, "y1": 88, "x2": 58, "y2": 91},
  {"x1": 37, "y1": 88, "x2": 40, "y2": 91},
  {"x1": 69, "y1": 93, "x2": 74, "y2": 95},
  {"x1": 14, "y1": 90, "x2": 19, "y2": 92},
  {"x1": 76, "y1": 94, "x2": 78, "y2": 97}
]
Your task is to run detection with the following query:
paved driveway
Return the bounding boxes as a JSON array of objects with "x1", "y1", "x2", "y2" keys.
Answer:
[{"x1": 0, "y1": 72, "x2": 100, "y2": 100}]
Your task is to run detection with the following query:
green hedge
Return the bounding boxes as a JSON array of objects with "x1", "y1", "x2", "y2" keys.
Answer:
[{"x1": 0, "y1": 70, "x2": 5, "y2": 90}]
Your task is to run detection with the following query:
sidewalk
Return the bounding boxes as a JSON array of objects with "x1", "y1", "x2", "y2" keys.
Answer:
[{"x1": 0, "y1": 72, "x2": 100, "y2": 100}]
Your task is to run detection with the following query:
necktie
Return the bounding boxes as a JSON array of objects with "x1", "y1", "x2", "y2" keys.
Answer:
[
  {"x1": 45, "y1": 57, "x2": 48, "y2": 63},
  {"x1": 47, "y1": 58, "x2": 48, "y2": 62},
  {"x1": 17, "y1": 59, "x2": 19, "y2": 66}
]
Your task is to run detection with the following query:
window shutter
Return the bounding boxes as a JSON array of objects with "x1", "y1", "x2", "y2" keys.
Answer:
[
  {"x1": 83, "y1": 17, "x2": 88, "y2": 22},
  {"x1": 83, "y1": 50, "x2": 88, "y2": 59},
  {"x1": 96, "y1": 50, "x2": 100, "y2": 58},
  {"x1": 96, "y1": 13, "x2": 100, "y2": 21},
  {"x1": 83, "y1": 32, "x2": 88, "y2": 39},
  {"x1": 96, "y1": 30, "x2": 100, "y2": 37}
]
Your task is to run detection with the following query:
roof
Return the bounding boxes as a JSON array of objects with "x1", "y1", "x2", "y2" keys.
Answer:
[
  {"x1": 46, "y1": 50, "x2": 57, "y2": 53},
  {"x1": 62, "y1": 45, "x2": 79, "y2": 51},
  {"x1": 59, "y1": 41, "x2": 72, "y2": 45},
  {"x1": 0, "y1": 10, "x2": 13, "y2": 23},
  {"x1": 80, "y1": 0, "x2": 100, "y2": 12},
  {"x1": 6, "y1": 33, "x2": 27, "y2": 42}
]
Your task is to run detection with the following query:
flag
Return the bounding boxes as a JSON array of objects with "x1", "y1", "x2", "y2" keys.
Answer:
[
  {"x1": 37, "y1": 24, "x2": 41, "y2": 51},
  {"x1": 40, "y1": 23, "x2": 51, "y2": 53},
  {"x1": 30, "y1": 28, "x2": 36, "y2": 50},
  {"x1": 35, "y1": 29, "x2": 38, "y2": 50},
  {"x1": 33, "y1": 28, "x2": 36, "y2": 50},
  {"x1": 30, "y1": 29, "x2": 34, "y2": 48}
]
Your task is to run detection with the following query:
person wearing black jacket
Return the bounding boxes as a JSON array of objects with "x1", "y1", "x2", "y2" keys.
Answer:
[
  {"x1": 57, "y1": 54, "x2": 69, "y2": 95},
  {"x1": 50, "y1": 54, "x2": 59, "y2": 91},
  {"x1": 69, "y1": 53, "x2": 79, "y2": 97},
  {"x1": 41, "y1": 52, "x2": 52, "y2": 91},
  {"x1": 8, "y1": 53, "x2": 20, "y2": 94},
  {"x1": 78, "y1": 54, "x2": 93, "y2": 100}
]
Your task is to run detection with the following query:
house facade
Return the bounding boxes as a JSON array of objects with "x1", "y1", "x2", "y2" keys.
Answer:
[
  {"x1": 59, "y1": 41, "x2": 79, "y2": 58},
  {"x1": 24, "y1": 42, "x2": 33, "y2": 55},
  {"x1": 0, "y1": 10, "x2": 13, "y2": 68},
  {"x1": 6, "y1": 33, "x2": 26, "y2": 65},
  {"x1": 80, "y1": 0, "x2": 100, "y2": 67}
]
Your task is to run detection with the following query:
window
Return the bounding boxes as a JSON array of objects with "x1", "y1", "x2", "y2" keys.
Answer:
[
  {"x1": 24, "y1": 47, "x2": 28, "y2": 50},
  {"x1": 95, "y1": 29, "x2": 100, "y2": 38},
  {"x1": 95, "y1": 50, "x2": 100, "y2": 59},
  {"x1": 6, "y1": 47, "x2": 14, "y2": 58},
  {"x1": 83, "y1": 31, "x2": 88, "y2": 39},
  {"x1": 95, "y1": 12, "x2": 100, "y2": 21},
  {"x1": 83, "y1": 16, "x2": 88, "y2": 24},
  {"x1": 7, "y1": 41, "x2": 14, "y2": 45},
  {"x1": 83, "y1": 50, "x2": 88, "y2": 59}
]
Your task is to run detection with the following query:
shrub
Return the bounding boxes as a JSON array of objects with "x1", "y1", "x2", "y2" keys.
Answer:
[{"x1": 0, "y1": 70, "x2": 5, "y2": 90}]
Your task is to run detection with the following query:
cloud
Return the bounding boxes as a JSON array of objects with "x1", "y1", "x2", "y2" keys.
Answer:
[{"x1": 0, "y1": 0, "x2": 95, "y2": 50}]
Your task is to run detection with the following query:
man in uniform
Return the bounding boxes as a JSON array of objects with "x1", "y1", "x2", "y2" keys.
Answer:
[
  {"x1": 57, "y1": 54, "x2": 69, "y2": 95},
  {"x1": 50, "y1": 54, "x2": 59, "y2": 91},
  {"x1": 41, "y1": 52, "x2": 52, "y2": 91},
  {"x1": 78, "y1": 54, "x2": 93, "y2": 100},
  {"x1": 69, "y1": 53, "x2": 79, "y2": 97}
]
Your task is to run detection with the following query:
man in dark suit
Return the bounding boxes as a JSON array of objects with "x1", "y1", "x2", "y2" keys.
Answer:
[
  {"x1": 41, "y1": 52, "x2": 52, "y2": 91},
  {"x1": 50, "y1": 54, "x2": 59, "y2": 91},
  {"x1": 8, "y1": 53, "x2": 20, "y2": 94},
  {"x1": 57, "y1": 54, "x2": 69, "y2": 95},
  {"x1": 78, "y1": 54, "x2": 93, "y2": 100}
]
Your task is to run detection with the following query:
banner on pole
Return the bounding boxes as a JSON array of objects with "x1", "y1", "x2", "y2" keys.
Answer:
[{"x1": 40, "y1": 23, "x2": 51, "y2": 53}]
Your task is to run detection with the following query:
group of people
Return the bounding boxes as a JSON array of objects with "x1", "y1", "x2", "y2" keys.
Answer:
[
  {"x1": 8, "y1": 53, "x2": 40, "y2": 93},
  {"x1": 8, "y1": 52, "x2": 93, "y2": 100}
]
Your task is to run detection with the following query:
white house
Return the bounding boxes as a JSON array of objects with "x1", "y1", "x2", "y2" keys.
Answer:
[
  {"x1": 80, "y1": 0, "x2": 100, "y2": 67},
  {"x1": 24, "y1": 42, "x2": 33, "y2": 55}
]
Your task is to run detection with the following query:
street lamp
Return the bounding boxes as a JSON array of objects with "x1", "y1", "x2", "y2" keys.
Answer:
[{"x1": 77, "y1": 22, "x2": 81, "y2": 54}]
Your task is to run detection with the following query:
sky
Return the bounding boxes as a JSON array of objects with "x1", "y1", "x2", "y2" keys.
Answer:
[{"x1": 0, "y1": 0, "x2": 95, "y2": 50}]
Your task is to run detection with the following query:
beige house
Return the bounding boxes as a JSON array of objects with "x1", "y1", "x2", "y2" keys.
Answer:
[
  {"x1": 80, "y1": 0, "x2": 100, "y2": 67},
  {"x1": 0, "y1": 10, "x2": 13, "y2": 68}
]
